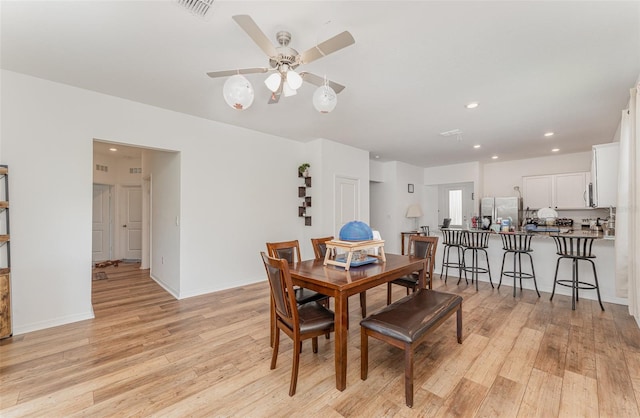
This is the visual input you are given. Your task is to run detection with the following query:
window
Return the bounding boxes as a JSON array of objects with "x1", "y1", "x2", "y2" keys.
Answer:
[{"x1": 448, "y1": 189, "x2": 462, "y2": 225}]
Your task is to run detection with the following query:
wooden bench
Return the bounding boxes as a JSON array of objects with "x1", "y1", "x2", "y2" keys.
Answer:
[{"x1": 360, "y1": 289, "x2": 463, "y2": 407}]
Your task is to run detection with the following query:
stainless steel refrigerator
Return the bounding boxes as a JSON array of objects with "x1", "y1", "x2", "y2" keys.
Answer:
[{"x1": 480, "y1": 197, "x2": 522, "y2": 229}]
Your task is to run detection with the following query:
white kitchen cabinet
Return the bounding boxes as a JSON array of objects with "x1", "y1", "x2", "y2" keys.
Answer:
[
  {"x1": 591, "y1": 142, "x2": 619, "y2": 208},
  {"x1": 522, "y1": 175, "x2": 553, "y2": 210},
  {"x1": 554, "y1": 172, "x2": 589, "y2": 209},
  {"x1": 523, "y1": 172, "x2": 590, "y2": 210}
]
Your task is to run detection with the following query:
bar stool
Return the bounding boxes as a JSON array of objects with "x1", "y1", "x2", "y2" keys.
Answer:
[
  {"x1": 498, "y1": 233, "x2": 540, "y2": 297},
  {"x1": 439, "y1": 228, "x2": 466, "y2": 283},
  {"x1": 461, "y1": 230, "x2": 493, "y2": 291},
  {"x1": 550, "y1": 235, "x2": 604, "y2": 311}
]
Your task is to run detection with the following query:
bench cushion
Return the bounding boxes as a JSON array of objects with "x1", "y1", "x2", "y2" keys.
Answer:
[{"x1": 360, "y1": 290, "x2": 462, "y2": 344}]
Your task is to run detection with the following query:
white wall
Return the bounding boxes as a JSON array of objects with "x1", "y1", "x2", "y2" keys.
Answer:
[
  {"x1": 483, "y1": 151, "x2": 592, "y2": 197},
  {"x1": 368, "y1": 160, "x2": 424, "y2": 253},
  {"x1": 370, "y1": 162, "x2": 397, "y2": 250},
  {"x1": 423, "y1": 161, "x2": 482, "y2": 187},
  {"x1": 370, "y1": 160, "x2": 385, "y2": 182},
  {"x1": 317, "y1": 138, "x2": 371, "y2": 234},
  {"x1": 148, "y1": 150, "x2": 181, "y2": 297},
  {"x1": 1, "y1": 70, "x2": 372, "y2": 334}
]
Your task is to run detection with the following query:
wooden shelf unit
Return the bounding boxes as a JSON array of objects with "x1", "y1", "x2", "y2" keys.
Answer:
[
  {"x1": 298, "y1": 171, "x2": 312, "y2": 226},
  {"x1": 0, "y1": 164, "x2": 10, "y2": 339}
]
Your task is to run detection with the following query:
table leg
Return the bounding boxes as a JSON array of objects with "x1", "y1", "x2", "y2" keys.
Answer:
[{"x1": 334, "y1": 293, "x2": 348, "y2": 390}]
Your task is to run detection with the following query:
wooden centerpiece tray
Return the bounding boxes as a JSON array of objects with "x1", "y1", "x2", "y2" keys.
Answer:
[{"x1": 323, "y1": 239, "x2": 385, "y2": 271}]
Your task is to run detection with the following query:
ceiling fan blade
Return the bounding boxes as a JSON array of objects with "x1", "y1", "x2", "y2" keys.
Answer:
[
  {"x1": 232, "y1": 15, "x2": 278, "y2": 58},
  {"x1": 207, "y1": 68, "x2": 270, "y2": 78},
  {"x1": 299, "y1": 31, "x2": 355, "y2": 65},
  {"x1": 299, "y1": 72, "x2": 346, "y2": 94}
]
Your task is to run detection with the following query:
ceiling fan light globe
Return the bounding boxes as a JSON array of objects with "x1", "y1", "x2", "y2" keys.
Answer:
[
  {"x1": 264, "y1": 73, "x2": 282, "y2": 92},
  {"x1": 223, "y1": 75, "x2": 254, "y2": 110},
  {"x1": 283, "y1": 82, "x2": 297, "y2": 97},
  {"x1": 312, "y1": 85, "x2": 337, "y2": 113},
  {"x1": 286, "y1": 70, "x2": 303, "y2": 90}
]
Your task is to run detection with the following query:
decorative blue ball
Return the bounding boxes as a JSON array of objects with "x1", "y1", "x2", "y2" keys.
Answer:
[{"x1": 339, "y1": 221, "x2": 374, "y2": 241}]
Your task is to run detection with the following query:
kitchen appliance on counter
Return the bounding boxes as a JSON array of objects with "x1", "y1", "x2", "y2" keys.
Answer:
[{"x1": 480, "y1": 197, "x2": 522, "y2": 230}]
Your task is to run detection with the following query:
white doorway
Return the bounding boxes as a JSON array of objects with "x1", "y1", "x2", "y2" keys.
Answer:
[
  {"x1": 92, "y1": 184, "x2": 112, "y2": 263},
  {"x1": 438, "y1": 182, "x2": 474, "y2": 228},
  {"x1": 334, "y1": 176, "x2": 360, "y2": 235},
  {"x1": 119, "y1": 185, "x2": 142, "y2": 261}
]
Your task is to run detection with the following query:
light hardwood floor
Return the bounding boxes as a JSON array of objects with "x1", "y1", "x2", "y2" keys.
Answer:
[{"x1": 1, "y1": 263, "x2": 639, "y2": 417}]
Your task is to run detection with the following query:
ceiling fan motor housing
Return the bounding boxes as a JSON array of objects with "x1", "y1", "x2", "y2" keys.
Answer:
[{"x1": 269, "y1": 31, "x2": 300, "y2": 71}]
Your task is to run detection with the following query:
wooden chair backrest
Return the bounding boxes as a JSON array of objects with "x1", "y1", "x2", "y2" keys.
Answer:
[
  {"x1": 260, "y1": 252, "x2": 298, "y2": 328},
  {"x1": 409, "y1": 235, "x2": 439, "y2": 278},
  {"x1": 310, "y1": 236, "x2": 334, "y2": 260},
  {"x1": 266, "y1": 240, "x2": 302, "y2": 263}
]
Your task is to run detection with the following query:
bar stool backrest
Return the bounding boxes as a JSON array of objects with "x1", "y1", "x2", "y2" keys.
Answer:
[
  {"x1": 500, "y1": 233, "x2": 533, "y2": 252},
  {"x1": 552, "y1": 235, "x2": 596, "y2": 258},
  {"x1": 463, "y1": 230, "x2": 491, "y2": 249},
  {"x1": 441, "y1": 228, "x2": 465, "y2": 246}
]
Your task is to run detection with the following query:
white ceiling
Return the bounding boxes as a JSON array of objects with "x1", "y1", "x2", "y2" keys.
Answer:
[{"x1": 2, "y1": 1, "x2": 639, "y2": 167}]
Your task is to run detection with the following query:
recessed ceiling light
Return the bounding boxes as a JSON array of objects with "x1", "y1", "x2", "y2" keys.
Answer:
[
  {"x1": 375, "y1": 155, "x2": 380, "y2": 159},
  {"x1": 473, "y1": 144, "x2": 481, "y2": 149},
  {"x1": 491, "y1": 155, "x2": 498, "y2": 160},
  {"x1": 552, "y1": 148, "x2": 560, "y2": 152},
  {"x1": 109, "y1": 148, "x2": 118, "y2": 152},
  {"x1": 544, "y1": 132, "x2": 554, "y2": 137},
  {"x1": 466, "y1": 102, "x2": 479, "y2": 109}
]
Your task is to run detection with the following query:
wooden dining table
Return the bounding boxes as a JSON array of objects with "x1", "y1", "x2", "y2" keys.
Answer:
[{"x1": 288, "y1": 253, "x2": 427, "y2": 391}]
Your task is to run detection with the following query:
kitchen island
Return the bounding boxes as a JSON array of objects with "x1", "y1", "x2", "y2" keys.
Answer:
[{"x1": 432, "y1": 229, "x2": 625, "y2": 306}]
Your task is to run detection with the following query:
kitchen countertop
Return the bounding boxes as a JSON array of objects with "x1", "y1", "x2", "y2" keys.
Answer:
[{"x1": 441, "y1": 227, "x2": 614, "y2": 240}]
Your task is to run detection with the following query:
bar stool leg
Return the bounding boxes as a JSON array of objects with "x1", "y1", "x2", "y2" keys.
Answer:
[
  {"x1": 525, "y1": 252, "x2": 540, "y2": 297},
  {"x1": 474, "y1": 249, "x2": 479, "y2": 291},
  {"x1": 440, "y1": 245, "x2": 449, "y2": 282},
  {"x1": 550, "y1": 257, "x2": 563, "y2": 302},
  {"x1": 516, "y1": 253, "x2": 521, "y2": 293},
  {"x1": 459, "y1": 248, "x2": 467, "y2": 286},
  {"x1": 482, "y1": 249, "x2": 493, "y2": 288},
  {"x1": 571, "y1": 258, "x2": 578, "y2": 311},
  {"x1": 457, "y1": 246, "x2": 468, "y2": 286},
  {"x1": 498, "y1": 251, "x2": 508, "y2": 289},
  {"x1": 587, "y1": 259, "x2": 605, "y2": 311},
  {"x1": 512, "y1": 251, "x2": 518, "y2": 297}
]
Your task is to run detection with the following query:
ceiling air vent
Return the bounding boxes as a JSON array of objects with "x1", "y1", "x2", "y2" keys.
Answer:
[
  {"x1": 439, "y1": 129, "x2": 463, "y2": 141},
  {"x1": 177, "y1": 0, "x2": 214, "y2": 17}
]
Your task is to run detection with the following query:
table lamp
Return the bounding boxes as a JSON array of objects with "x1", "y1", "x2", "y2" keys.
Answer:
[{"x1": 406, "y1": 204, "x2": 423, "y2": 231}]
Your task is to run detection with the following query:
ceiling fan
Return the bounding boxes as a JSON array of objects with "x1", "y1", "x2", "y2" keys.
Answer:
[{"x1": 207, "y1": 15, "x2": 355, "y2": 109}]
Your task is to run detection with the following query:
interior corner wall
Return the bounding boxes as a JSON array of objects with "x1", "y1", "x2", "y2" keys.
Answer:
[
  {"x1": 370, "y1": 162, "x2": 397, "y2": 248},
  {"x1": 369, "y1": 160, "x2": 424, "y2": 254},
  {"x1": 1, "y1": 69, "x2": 309, "y2": 333}
]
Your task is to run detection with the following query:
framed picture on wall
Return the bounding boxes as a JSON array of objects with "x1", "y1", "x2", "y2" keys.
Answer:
[{"x1": 408, "y1": 184, "x2": 414, "y2": 193}]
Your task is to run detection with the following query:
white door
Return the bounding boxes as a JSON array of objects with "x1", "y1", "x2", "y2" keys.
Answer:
[
  {"x1": 439, "y1": 182, "x2": 474, "y2": 228},
  {"x1": 92, "y1": 184, "x2": 111, "y2": 263},
  {"x1": 120, "y1": 186, "x2": 142, "y2": 261},
  {"x1": 334, "y1": 176, "x2": 359, "y2": 235}
]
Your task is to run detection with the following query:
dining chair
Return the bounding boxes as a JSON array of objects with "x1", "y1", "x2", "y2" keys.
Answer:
[
  {"x1": 311, "y1": 236, "x2": 368, "y2": 317},
  {"x1": 260, "y1": 252, "x2": 335, "y2": 396},
  {"x1": 386, "y1": 235, "x2": 438, "y2": 305},
  {"x1": 266, "y1": 240, "x2": 330, "y2": 346},
  {"x1": 267, "y1": 240, "x2": 330, "y2": 306}
]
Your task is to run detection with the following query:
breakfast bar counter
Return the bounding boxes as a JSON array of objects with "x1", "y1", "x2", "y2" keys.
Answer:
[{"x1": 432, "y1": 229, "x2": 625, "y2": 306}]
